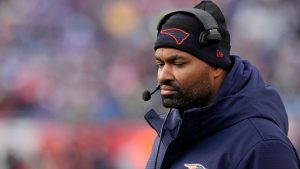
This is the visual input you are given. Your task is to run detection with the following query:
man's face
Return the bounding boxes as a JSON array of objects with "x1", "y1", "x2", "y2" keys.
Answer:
[{"x1": 155, "y1": 48, "x2": 214, "y2": 109}]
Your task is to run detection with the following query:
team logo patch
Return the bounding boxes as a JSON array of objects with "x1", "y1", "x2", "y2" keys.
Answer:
[
  {"x1": 184, "y1": 163, "x2": 206, "y2": 169},
  {"x1": 160, "y1": 28, "x2": 190, "y2": 45}
]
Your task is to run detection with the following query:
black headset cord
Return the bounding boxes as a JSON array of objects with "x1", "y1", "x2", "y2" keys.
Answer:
[{"x1": 154, "y1": 108, "x2": 173, "y2": 169}]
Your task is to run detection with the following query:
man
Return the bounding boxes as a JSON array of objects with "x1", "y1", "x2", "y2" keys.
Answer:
[{"x1": 144, "y1": 1, "x2": 300, "y2": 169}]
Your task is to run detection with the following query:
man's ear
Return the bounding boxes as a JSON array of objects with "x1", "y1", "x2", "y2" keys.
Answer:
[{"x1": 211, "y1": 67, "x2": 224, "y2": 79}]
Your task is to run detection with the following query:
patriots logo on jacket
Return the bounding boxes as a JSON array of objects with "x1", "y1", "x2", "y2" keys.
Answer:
[
  {"x1": 184, "y1": 163, "x2": 206, "y2": 169},
  {"x1": 160, "y1": 28, "x2": 190, "y2": 45}
]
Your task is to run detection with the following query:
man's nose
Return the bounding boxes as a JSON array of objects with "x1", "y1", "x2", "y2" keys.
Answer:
[{"x1": 157, "y1": 64, "x2": 175, "y2": 84}]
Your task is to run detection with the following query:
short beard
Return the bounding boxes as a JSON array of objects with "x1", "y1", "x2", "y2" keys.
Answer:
[{"x1": 161, "y1": 73, "x2": 212, "y2": 110}]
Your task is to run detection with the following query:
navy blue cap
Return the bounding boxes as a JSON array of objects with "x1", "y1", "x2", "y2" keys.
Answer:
[{"x1": 155, "y1": 0, "x2": 232, "y2": 69}]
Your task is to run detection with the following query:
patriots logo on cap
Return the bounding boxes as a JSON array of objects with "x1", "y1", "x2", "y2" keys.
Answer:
[{"x1": 160, "y1": 28, "x2": 190, "y2": 45}]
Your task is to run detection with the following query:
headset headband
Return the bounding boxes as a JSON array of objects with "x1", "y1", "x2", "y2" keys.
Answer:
[{"x1": 157, "y1": 8, "x2": 222, "y2": 44}]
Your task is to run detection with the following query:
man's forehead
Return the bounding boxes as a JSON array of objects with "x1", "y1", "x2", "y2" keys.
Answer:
[{"x1": 155, "y1": 48, "x2": 191, "y2": 59}]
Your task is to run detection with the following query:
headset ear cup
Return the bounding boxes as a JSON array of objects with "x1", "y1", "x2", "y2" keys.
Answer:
[{"x1": 199, "y1": 31, "x2": 208, "y2": 45}]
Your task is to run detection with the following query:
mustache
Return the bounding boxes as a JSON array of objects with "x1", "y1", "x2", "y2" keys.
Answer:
[{"x1": 160, "y1": 81, "x2": 181, "y2": 91}]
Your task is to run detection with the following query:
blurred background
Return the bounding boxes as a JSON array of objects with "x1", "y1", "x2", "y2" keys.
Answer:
[{"x1": 0, "y1": 0, "x2": 299, "y2": 168}]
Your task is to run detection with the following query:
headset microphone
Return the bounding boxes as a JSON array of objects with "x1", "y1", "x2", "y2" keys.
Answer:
[{"x1": 142, "y1": 85, "x2": 160, "y2": 101}]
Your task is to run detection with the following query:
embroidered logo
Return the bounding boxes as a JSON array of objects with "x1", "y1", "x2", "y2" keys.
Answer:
[
  {"x1": 160, "y1": 28, "x2": 190, "y2": 45},
  {"x1": 184, "y1": 163, "x2": 206, "y2": 169},
  {"x1": 216, "y1": 49, "x2": 224, "y2": 58}
]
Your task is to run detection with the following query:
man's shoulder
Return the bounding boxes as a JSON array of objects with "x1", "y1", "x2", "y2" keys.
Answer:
[
  {"x1": 231, "y1": 118, "x2": 299, "y2": 169},
  {"x1": 247, "y1": 118, "x2": 289, "y2": 142}
]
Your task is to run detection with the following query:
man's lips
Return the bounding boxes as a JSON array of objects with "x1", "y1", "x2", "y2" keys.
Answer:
[{"x1": 160, "y1": 85, "x2": 178, "y2": 95}]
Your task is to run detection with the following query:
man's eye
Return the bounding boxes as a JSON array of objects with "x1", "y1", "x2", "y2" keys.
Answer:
[
  {"x1": 174, "y1": 63, "x2": 184, "y2": 67},
  {"x1": 156, "y1": 63, "x2": 164, "y2": 69}
]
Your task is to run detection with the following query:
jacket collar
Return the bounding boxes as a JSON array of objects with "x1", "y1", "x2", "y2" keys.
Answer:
[{"x1": 144, "y1": 96, "x2": 255, "y2": 146}]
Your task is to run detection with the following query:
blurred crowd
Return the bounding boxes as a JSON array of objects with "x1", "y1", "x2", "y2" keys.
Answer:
[{"x1": 0, "y1": 0, "x2": 299, "y2": 168}]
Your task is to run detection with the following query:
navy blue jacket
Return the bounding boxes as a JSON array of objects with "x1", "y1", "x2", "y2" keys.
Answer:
[{"x1": 145, "y1": 56, "x2": 300, "y2": 169}]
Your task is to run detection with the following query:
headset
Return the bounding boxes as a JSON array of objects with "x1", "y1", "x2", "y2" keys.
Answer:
[{"x1": 157, "y1": 8, "x2": 222, "y2": 45}]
